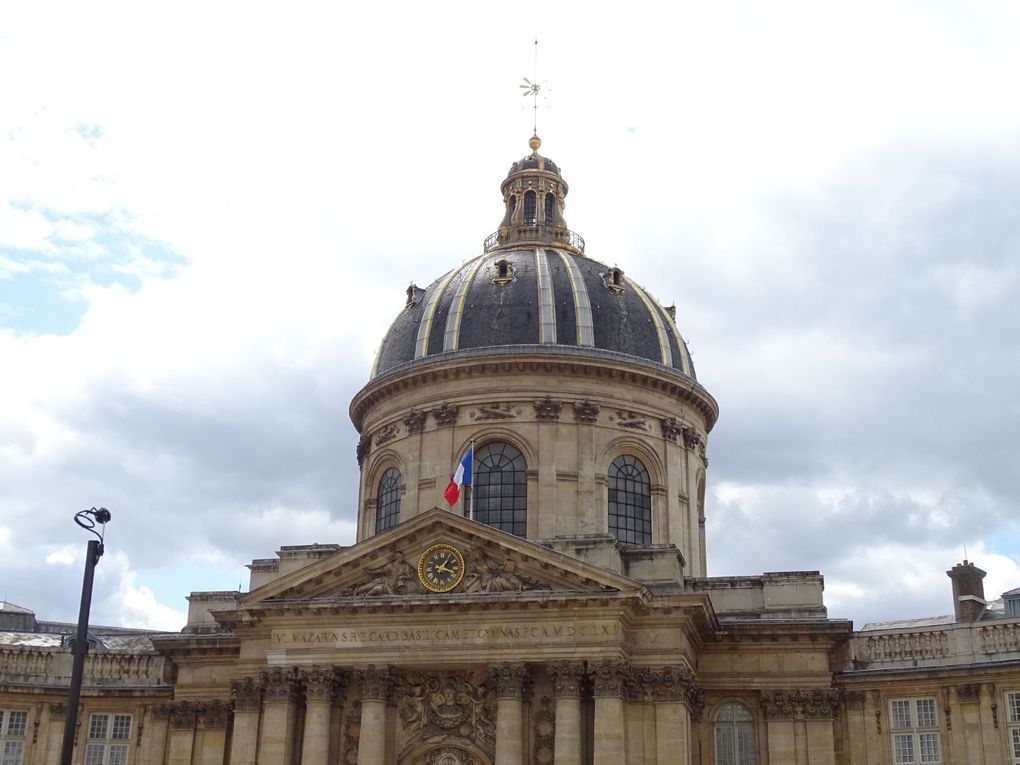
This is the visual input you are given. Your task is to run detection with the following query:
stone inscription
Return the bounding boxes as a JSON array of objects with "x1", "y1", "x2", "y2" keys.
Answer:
[{"x1": 272, "y1": 622, "x2": 619, "y2": 649}]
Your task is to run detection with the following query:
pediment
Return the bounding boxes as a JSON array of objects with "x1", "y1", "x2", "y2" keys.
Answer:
[{"x1": 241, "y1": 509, "x2": 647, "y2": 606}]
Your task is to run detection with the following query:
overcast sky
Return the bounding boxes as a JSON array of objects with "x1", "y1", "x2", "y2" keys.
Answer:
[{"x1": 2, "y1": 1, "x2": 1018, "y2": 631}]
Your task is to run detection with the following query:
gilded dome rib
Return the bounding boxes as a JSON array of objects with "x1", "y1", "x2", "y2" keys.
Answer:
[
  {"x1": 554, "y1": 249, "x2": 595, "y2": 347},
  {"x1": 534, "y1": 249, "x2": 557, "y2": 344},
  {"x1": 443, "y1": 257, "x2": 486, "y2": 352},
  {"x1": 414, "y1": 268, "x2": 459, "y2": 359}
]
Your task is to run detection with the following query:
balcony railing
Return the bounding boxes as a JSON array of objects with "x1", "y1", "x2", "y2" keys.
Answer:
[{"x1": 483, "y1": 225, "x2": 585, "y2": 255}]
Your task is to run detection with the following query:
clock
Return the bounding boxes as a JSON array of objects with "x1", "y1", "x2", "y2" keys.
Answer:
[{"x1": 418, "y1": 543, "x2": 466, "y2": 593}]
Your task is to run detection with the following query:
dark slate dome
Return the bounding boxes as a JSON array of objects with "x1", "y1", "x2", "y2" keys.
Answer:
[
  {"x1": 371, "y1": 249, "x2": 696, "y2": 381},
  {"x1": 369, "y1": 136, "x2": 696, "y2": 381}
]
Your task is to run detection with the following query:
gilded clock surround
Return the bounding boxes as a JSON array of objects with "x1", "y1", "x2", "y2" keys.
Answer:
[{"x1": 418, "y1": 543, "x2": 466, "y2": 593}]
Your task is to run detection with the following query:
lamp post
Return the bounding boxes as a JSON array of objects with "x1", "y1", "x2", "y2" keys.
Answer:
[{"x1": 59, "y1": 507, "x2": 111, "y2": 765}]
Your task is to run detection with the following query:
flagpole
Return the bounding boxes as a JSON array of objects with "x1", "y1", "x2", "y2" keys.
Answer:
[{"x1": 468, "y1": 439, "x2": 476, "y2": 521}]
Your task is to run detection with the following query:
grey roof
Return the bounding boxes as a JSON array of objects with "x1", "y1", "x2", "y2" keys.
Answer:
[
  {"x1": 372, "y1": 249, "x2": 695, "y2": 381},
  {"x1": 0, "y1": 601, "x2": 34, "y2": 615}
]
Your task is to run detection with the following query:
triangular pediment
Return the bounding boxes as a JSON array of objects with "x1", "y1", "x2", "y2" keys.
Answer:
[{"x1": 241, "y1": 509, "x2": 648, "y2": 606}]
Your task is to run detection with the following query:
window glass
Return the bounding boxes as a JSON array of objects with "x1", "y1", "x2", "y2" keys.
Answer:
[
  {"x1": 608, "y1": 454, "x2": 651, "y2": 544},
  {"x1": 889, "y1": 698, "x2": 940, "y2": 764},
  {"x1": 714, "y1": 703, "x2": 756, "y2": 765},
  {"x1": 474, "y1": 442, "x2": 527, "y2": 537},
  {"x1": 375, "y1": 467, "x2": 401, "y2": 532},
  {"x1": 523, "y1": 191, "x2": 537, "y2": 224}
]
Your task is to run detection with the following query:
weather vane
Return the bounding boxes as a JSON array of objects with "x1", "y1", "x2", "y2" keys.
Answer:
[{"x1": 520, "y1": 38, "x2": 549, "y2": 136}]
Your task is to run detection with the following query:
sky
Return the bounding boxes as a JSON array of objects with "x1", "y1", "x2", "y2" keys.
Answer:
[{"x1": 1, "y1": 1, "x2": 1018, "y2": 631}]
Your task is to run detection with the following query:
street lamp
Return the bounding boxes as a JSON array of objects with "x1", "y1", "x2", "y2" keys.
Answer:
[{"x1": 59, "y1": 507, "x2": 112, "y2": 765}]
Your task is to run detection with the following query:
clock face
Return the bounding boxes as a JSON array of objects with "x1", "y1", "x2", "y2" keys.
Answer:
[{"x1": 418, "y1": 544, "x2": 466, "y2": 593}]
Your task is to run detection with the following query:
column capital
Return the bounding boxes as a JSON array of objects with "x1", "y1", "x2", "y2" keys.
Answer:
[
  {"x1": 761, "y1": 688, "x2": 840, "y2": 720},
  {"x1": 261, "y1": 666, "x2": 302, "y2": 704},
  {"x1": 231, "y1": 676, "x2": 263, "y2": 712},
  {"x1": 197, "y1": 700, "x2": 232, "y2": 730},
  {"x1": 169, "y1": 701, "x2": 198, "y2": 730},
  {"x1": 357, "y1": 665, "x2": 392, "y2": 702},
  {"x1": 589, "y1": 659, "x2": 630, "y2": 698},
  {"x1": 547, "y1": 661, "x2": 586, "y2": 698},
  {"x1": 489, "y1": 662, "x2": 531, "y2": 699},
  {"x1": 303, "y1": 666, "x2": 347, "y2": 704}
]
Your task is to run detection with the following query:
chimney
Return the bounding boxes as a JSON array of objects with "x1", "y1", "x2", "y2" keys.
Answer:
[{"x1": 946, "y1": 560, "x2": 987, "y2": 623}]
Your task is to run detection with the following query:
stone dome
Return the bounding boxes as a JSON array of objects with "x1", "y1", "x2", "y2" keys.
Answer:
[
  {"x1": 369, "y1": 136, "x2": 698, "y2": 383},
  {"x1": 371, "y1": 250, "x2": 696, "y2": 380}
]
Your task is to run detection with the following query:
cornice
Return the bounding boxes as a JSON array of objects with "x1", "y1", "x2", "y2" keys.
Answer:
[{"x1": 350, "y1": 349, "x2": 718, "y2": 432}]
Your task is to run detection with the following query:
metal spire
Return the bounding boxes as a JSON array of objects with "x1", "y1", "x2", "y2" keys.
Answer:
[{"x1": 520, "y1": 38, "x2": 547, "y2": 138}]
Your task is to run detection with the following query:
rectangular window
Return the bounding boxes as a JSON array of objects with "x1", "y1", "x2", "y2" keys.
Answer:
[
  {"x1": 889, "y1": 698, "x2": 941, "y2": 764},
  {"x1": 85, "y1": 714, "x2": 131, "y2": 765},
  {"x1": 1007, "y1": 691, "x2": 1020, "y2": 764},
  {"x1": 0, "y1": 710, "x2": 28, "y2": 765}
]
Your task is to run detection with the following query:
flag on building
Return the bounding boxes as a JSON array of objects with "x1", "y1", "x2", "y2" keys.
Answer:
[{"x1": 443, "y1": 449, "x2": 473, "y2": 506}]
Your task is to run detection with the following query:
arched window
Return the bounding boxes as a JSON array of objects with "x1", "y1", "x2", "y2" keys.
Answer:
[
  {"x1": 608, "y1": 455, "x2": 651, "y2": 544},
  {"x1": 714, "y1": 703, "x2": 756, "y2": 765},
  {"x1": 544, "y1": 192, "x2": 555, "y2": 224},
  {"x1": 523, "y1": 190, "x2": 537, "y2": 224},
  {"x1": 375, "y1": 467, "x2": 401, "y2": 532},
  {"x1": 474, "y1": 442, "x2": 527, "y2": 537}
]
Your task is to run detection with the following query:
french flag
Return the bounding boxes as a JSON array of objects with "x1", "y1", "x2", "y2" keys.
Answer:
[{"x1": 443, "y1": 449, "x2": 473, "y2": 506}]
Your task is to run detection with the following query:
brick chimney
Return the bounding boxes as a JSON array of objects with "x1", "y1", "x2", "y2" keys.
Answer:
[{"x1": 946, "y1": 560, "x2": 987, "y2": 623}]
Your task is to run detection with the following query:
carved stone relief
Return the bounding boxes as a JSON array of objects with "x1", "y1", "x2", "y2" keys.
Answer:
[
  {"x1": 358, "y1": 666, "x2": 392, "y2": 702},
  {"x1": 547, "y1": 661, "x2": 586, "y2": 698},
  {"x1": 341, "y1": 700, "x2": 361, "y2": 765},
  {"x1": 397, "y1": 671, "x2": 495, "y2": 758},
  {"x1": 261, "y1": 667, "x2": 302, "y2": 704},
  {"x1": 405, "y1": 408, "x2": 428, "y2": 434},
  {"x1": 610, "y1": 410, "x2": 649, "y2": 430},
  {"x1": 198, "y1": 700, "x2": 231, "y2": 729},
  {"x1": 760, "y1": 688, "x2": 840, "y2": 720},
  {"x1": 304, "y1": 666, "x2": 347, "y2": 704},
  {"x1": 375, "y1": 423, "x2": 399, "y2": 446},
  {"x1": 590, "y1": 660, "x2": 629, "y2": 698},
  {"x1": 573, "y1": 399, "x2": 600, "y2": 423},
  {"x1": 433, "y1": 403, "x2": 459, "y2": 427},
  {"x1": 488, "y1": 663, "x2": 530, "y2": 699},
  {"x1": 461, "y1": 556, "x2": 549, "y2": 593},
  {"x1": 470, "y1": 403, "x2": 520, "y2": 420},
  {"x1": 660, "y1": 417, "x2": 683, "y2": 442},
  {"x1": 342, "y1": 551, "x2": 421, "y2": 597},
  {"x1": 533, "y1": 396, "x2": 562, "y2": 420},
  {"x1": 532, "y1": 696, "x2": 555, "y2": 765},
  {"x1": 169, "y1": 701, "x2": 197, "y2": 730},
  {"x1": 356, "y1": 434, "x2": 372, "y2": 467},
  {"x1": 232, "y1": 676, "x2": 262, "y2": 712}
]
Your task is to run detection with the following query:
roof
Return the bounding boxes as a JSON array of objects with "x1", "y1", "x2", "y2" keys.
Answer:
[{"x1": 372, "y1": 249, "x2": 695, "y2": 381}]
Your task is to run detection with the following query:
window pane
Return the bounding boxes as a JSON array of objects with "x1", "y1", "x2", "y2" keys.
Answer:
[
  {"x1": 88, "y1": 714, "x2": 109, "y2": 740},
  {"x1": 918, "y1": 732, "x2": 940, "y2": 762},
  {"x1": 1008, "y1": 691, "x2": 1020, "y2": 724},
  {"x1": 376, "y1": 467, "x2": 401, "y2": 532},
  {"x1": 4, "y1": 713, "x2": 26, "y2": 737},
  {"x1": 1011, "y1": 726, "x2": 1020, "y2": 758},
  {"x1": 608, "y1": 455, "x2": 651, "y2": 545},
  {"x1": 474, "y1": 443, "x2": 527, "y2": 537},
  {"x1": 108, "y1": 745, "x2": 129, "y2": 765},
  {"x1": 111, "y1": 715, "x2": 131, "y2": 740},
  {"x1": 890, "y1": 700, "x2": 912, "y2": 730},
  {"x1": 893, "y1": 734, "x2": 915, "y2": 764},
  {"x1": 915, "y1": 698, "x2": 936, "y2": 728},
  {"x1": 2, "y1": 741, "x2": 24, "y2": 765},
  {"x1": 715, "y1": 726, "x2": 734, "y2": 765},
  {"x1": 736, "y1": 725, "x2": 756, "y2": 765},
  {"x1": 85, "y1": 744, "x2": 105, "y2": 765}
]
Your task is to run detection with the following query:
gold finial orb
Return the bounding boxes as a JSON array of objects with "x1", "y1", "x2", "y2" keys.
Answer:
[{"x1": 528, "y1": 134, "x2": 542, "y2": 153}]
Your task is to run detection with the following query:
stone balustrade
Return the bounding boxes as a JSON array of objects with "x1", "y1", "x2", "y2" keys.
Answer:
[
  {"x1": 847, "y1": 618, "x2": 1020, "y2": 670},
  {"x1": 0, "y1": 647, "x2": 172, "y2": 687}
]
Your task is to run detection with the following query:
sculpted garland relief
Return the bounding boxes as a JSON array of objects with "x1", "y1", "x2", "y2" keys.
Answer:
[{"x1": 397, "y1": 672, "x2": 496, "y2": 757}]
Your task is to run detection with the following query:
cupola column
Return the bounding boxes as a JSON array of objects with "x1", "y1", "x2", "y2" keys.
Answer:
[{"x1": 490, "y1": 662, "x2": 530, "y2": 765}]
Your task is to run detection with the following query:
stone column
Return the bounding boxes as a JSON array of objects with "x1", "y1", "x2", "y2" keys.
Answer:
[
  {"x1": 259, "y1": 667, "x2": 302, "y2": 765},
  {"x1": 229, "y1": 677, "x2": 263, "y2": 765},
  {"x1": 547, "y1": 661, "x2": 585, "y2": 765},
  {"x1": 490, "y1": 662, "x2": 530, "y2": 765},
  {"x1": 590, "y1": 660, "x2": 629, "y2": 765},
  {"x1": 761, "y1": 689, "x2": 838, "y2": 765},
  {"x1": 653, "y1": 666, "x2": 696, "y2": 765},
  {"x1": 167, "y1": 702, "x2": 198, "y2": 765},
  {"x1": 301, "y1": 667, "x2": 345, "y2": 765},
  {"x1": 842, "y1": 692, "x2": 868, "y2": 765},
  {"x1": 625, "y1": 668, "x2": 651, "y2": 765},
  {"x1": 45, "y1": 704, "x2": 68, "y2": 765},
  {"x1": 196, "y1": 701, "x2": 231, "y2": 765},
  {"x1": 356, "y1": 665, "x2": 391, "y2": 765}
]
